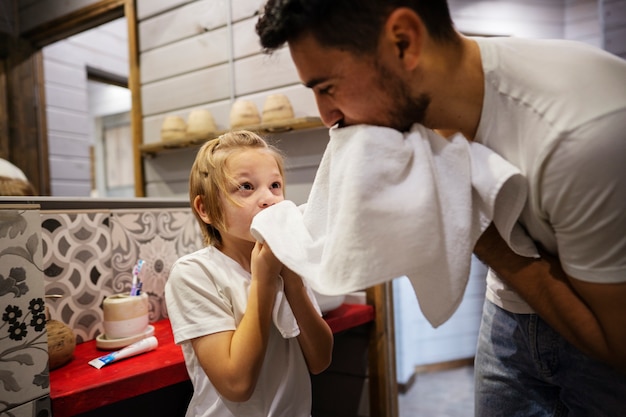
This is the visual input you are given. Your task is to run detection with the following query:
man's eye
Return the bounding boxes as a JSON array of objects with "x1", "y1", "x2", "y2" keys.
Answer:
[
  {"x1": 238, "y1": 183, "x2": 253, "y2": 191},
  {"x1": 318, "y1": 86, "x2": 332, "y2": 95}
]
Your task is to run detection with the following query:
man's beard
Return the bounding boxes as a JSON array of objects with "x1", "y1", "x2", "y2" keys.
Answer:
[{"x1": 375, "y1": 61, "x2": 430, "y2": 132}]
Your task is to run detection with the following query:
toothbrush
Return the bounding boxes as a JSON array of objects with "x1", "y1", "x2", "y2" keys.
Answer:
[{"x1": 130, "y1": 259, "x2": 144, "y2": 296}]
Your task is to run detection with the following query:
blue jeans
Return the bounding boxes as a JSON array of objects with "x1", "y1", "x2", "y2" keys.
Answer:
[{"x1": 475, "y1": 300, "x2": 626, "y2": 417}]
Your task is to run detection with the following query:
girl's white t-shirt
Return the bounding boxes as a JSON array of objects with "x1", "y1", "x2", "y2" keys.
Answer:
[{"x1": 165, "y1": 246, "x2": 312, "y2": 417}]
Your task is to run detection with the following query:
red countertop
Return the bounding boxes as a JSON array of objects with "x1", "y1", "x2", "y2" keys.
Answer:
[{"x1": 49, "y1": 303, "x2": 374, "y2": 417}]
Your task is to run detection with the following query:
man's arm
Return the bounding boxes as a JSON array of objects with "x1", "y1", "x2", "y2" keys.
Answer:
[{"x1": 474, "y1": 223, "x2": 626, "y2": 374}]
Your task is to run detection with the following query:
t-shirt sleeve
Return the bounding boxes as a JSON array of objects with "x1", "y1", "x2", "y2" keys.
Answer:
[
  {"x1": 539, "y1": 111, "x2": 626, "y2": 283},
  {"x1": 165, "y1": 254, "x2": 238, "y2": 344}
]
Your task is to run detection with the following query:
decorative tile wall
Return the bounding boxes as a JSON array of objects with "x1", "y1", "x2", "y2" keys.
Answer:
[
  {"x1": 110, "y1": 209, "x2": 202, "y2": 322},
  {"x1": 41, "y1": 211, "x2": 113, "y2": 343},
  {"x1": 41, "y1": 207, "x2": 202, "y2": 343},
  {"x1": 0, "y1": 207, "x2": 50, "y2": 416}
]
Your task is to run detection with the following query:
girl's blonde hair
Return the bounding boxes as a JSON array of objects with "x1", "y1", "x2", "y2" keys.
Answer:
[{"x1": 189, "y1": 130, "x2": 285, "y2": 248}]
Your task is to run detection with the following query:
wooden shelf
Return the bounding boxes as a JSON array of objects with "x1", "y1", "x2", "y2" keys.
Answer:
[{"x1": 140, "y1": 117, "x2": 324, "y2": 157}]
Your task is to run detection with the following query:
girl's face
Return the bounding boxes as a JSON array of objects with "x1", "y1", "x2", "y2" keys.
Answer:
[{"x1": 220, "y1": 148, "x2": 285, "y2": 243}]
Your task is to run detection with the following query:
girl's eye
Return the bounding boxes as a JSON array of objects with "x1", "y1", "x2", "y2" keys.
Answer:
[
  {"x1": 238, "y1": 182, "x2": 253, "y2": 191},
  {"x1": 271, "y1": 182, "x2": 282, "y2": 189}
]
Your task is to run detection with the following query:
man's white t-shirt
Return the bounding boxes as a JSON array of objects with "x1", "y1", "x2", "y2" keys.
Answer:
[
  {"x1": 474, "y1": 37, "x2": 626, "y2": 313},
  {"x1": 165, "y1": 246, "x2": 312, "y2": 417}
]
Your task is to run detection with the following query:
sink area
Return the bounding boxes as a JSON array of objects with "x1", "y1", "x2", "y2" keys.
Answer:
[{"x1": 314, "y1": 291, "x2": 346, "y2": 313}]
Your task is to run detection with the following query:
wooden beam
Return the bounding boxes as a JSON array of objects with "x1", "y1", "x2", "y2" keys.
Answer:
[
  {"x1": 125, "y1": 0, "x2": 144, "y2": 197},
  {"x1": 21, "y1": 0, "x2": 125, "y2": 48},
  {"x1": 3, "y1": 37, "x2": 49, "y2": 195},
  {"x1": 367, "y1": 282, "x2": 399, "y2": 417}
]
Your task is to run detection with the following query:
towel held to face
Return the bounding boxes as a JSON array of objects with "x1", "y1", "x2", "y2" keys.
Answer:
[{"x1": 251, "y1": 124, "x2": 537, "y2": 327}]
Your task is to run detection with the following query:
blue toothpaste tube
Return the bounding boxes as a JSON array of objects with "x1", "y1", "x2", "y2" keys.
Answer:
[{"x1": 88, "y1": 336, "x2": 158, "y2": 369}]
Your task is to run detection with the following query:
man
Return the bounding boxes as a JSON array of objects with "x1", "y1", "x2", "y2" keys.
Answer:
[{"x1": 256, "y1": 1, "x2": 626, "y2": 416}]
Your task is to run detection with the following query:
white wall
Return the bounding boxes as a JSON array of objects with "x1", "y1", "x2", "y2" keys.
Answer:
[{"x1": 42, "y1": 18, "x2": 129, "y2": 196}]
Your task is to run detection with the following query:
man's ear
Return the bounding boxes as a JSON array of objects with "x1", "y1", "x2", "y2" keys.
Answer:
[
  {"x1": 193, "y1": 195, "x2": 211, "y2": 224},
  {"x1": 384, "y1": 7, "x2": 423, "y2": 70}
]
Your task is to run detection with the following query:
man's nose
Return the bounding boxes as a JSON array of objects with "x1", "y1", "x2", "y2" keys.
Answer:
[{"x1": 316, "y1": 97, "x2": 343, "y2": 128}]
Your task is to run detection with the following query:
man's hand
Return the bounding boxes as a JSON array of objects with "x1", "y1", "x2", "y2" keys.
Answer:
[{"x1": 474, "y1": 223, "x2": 626, "y2": 374}]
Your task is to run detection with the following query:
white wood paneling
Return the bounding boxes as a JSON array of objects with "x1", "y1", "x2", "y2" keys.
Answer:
[
  {"x1": 232, "y1": 17, "x2": 263, "y2": 58},
  {"x1": 234, "y1": 47, "x2": 300, "y2": 96},
  {"x1": 139, "y1": 0, "x2": 229, "y2": 52},
  {"x1": 44, "y1": 84, "x2": 89, "y2": 113},
  {"x1": 140, "y1": 27, "x2": 230, "y2": 84},
  {"x1": 46, "y1": 108, "x2": 90, "y2": 136},
  {"x1": 43, "y1": 59, "x2": 87, "y2": 89},
  {"x1": 49, "y1": 155, "x2": 91, "y2": 180},
  {"x1": 48, "y1": 134, "x2": 91, "y2": 158},
  {"x1": 232, "y1": 0, "x2": 265, "y2": 22},
  {"x1": 141, "y1": 65, "x2": 232, "y2": 115},
  {"x1": 50, "y1": 181, "x2": 93, "y2": 197},
  {"x1": 137, "y1": 0, "x2": 194, "y2": 20},
  {"x1": 43, "y1": 17, "x2": 129, "y2": 197}
]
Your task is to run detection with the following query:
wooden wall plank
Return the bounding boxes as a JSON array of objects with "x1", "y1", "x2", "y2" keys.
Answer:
[
  {"x1": 232, "y1": 0, "x2": 265, "y2": 22},
  {"x1": 136, "y1": 0, "x2": 193, "y2": 21},
  {"x1": 48, "y1": 134, "x2": 92, "y2": 158},
  {"x1": 44, "y1": 84, "x2": 89, "y2": 112},
  {"x1": 234, "y1": 48, "x2": 299, "y2": 96},
  {"x1": 42, "y1": 59, "x2": 87, "y2": 88},
  {"x1": 46, "y1": 108, "x2": 90, "y2": 136},
  {"x1": 140, "y1": 27, "x2": 230, "y2": 84},
  {"x1": 232, "y1": 17, "x2": 262, "y2": 58},
  {"x1": 138, "y1": 0, "x2": 228, "y2": 52},
  {"x1": 49, "y1": 155, "x2": 91, "y2": 180},
  {"x1": 141, "y1": 64, "x2": 231, "y2": 115}
]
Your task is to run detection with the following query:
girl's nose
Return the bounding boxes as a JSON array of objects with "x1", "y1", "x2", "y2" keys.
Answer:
[{"x1": 259, "y1": 189, "x2": 279, "y2": 208}]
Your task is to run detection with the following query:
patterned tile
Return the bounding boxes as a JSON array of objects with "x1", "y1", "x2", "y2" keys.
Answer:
[
  {"x1": 0, "y1": 207, "x2": 50, "y2": 413},
  {"x1": 41, "y1": 211, "x2": 113, "y2": 343},
  {"x1": 40, "y1": 208, "x2": 203, "y2": 343},
  {"x1": 110, "y1": 208, "x2": 202, "y2": 322}
]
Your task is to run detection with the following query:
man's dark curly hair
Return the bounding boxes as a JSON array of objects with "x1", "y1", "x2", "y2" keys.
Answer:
[{"x1": 256, "y1": 0, "x2": 456, "y2": 55}]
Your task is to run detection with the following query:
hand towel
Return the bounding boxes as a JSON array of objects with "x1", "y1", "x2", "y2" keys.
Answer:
[{"x1": 252, "y1": 124, "x2": 538, "y2": 327}]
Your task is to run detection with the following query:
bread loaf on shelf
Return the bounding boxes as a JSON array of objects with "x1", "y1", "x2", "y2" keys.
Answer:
[
  {"x1": 262, "y1": 94, "x2": 294, "y2": 123},
  {"x1": 230, "y1": 100, "x2": 261, "y2": 128},
  {"x1": 160, "y1": 115, "x2": 186, "y2": 141},
  {"x1": 187, "y1": 109, "x2": 217, "y2": 137}
]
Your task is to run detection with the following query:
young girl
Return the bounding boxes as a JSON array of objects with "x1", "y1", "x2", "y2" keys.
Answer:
[{"x1": 165, "y1": 131, "x2": 333, "y2": 417}]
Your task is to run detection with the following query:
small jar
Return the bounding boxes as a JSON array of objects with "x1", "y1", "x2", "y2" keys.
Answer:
[{"x1": 102, "y1": 292, "x2": 149, "y2": 340}]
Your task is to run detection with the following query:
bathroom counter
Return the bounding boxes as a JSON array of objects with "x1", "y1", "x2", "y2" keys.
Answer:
[{"x1": 49, "y1": 303, "x2": 374, "y2": 417}]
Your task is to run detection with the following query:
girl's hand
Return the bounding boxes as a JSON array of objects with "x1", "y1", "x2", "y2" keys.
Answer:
[{"x1": 251, "y1": 241, "x2": 282, "y2": 288}]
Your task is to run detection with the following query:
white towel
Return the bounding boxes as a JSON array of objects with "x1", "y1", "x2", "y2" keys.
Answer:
[{"x1": 252, "y1": 124, "x2": 537, "y2": 327}]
